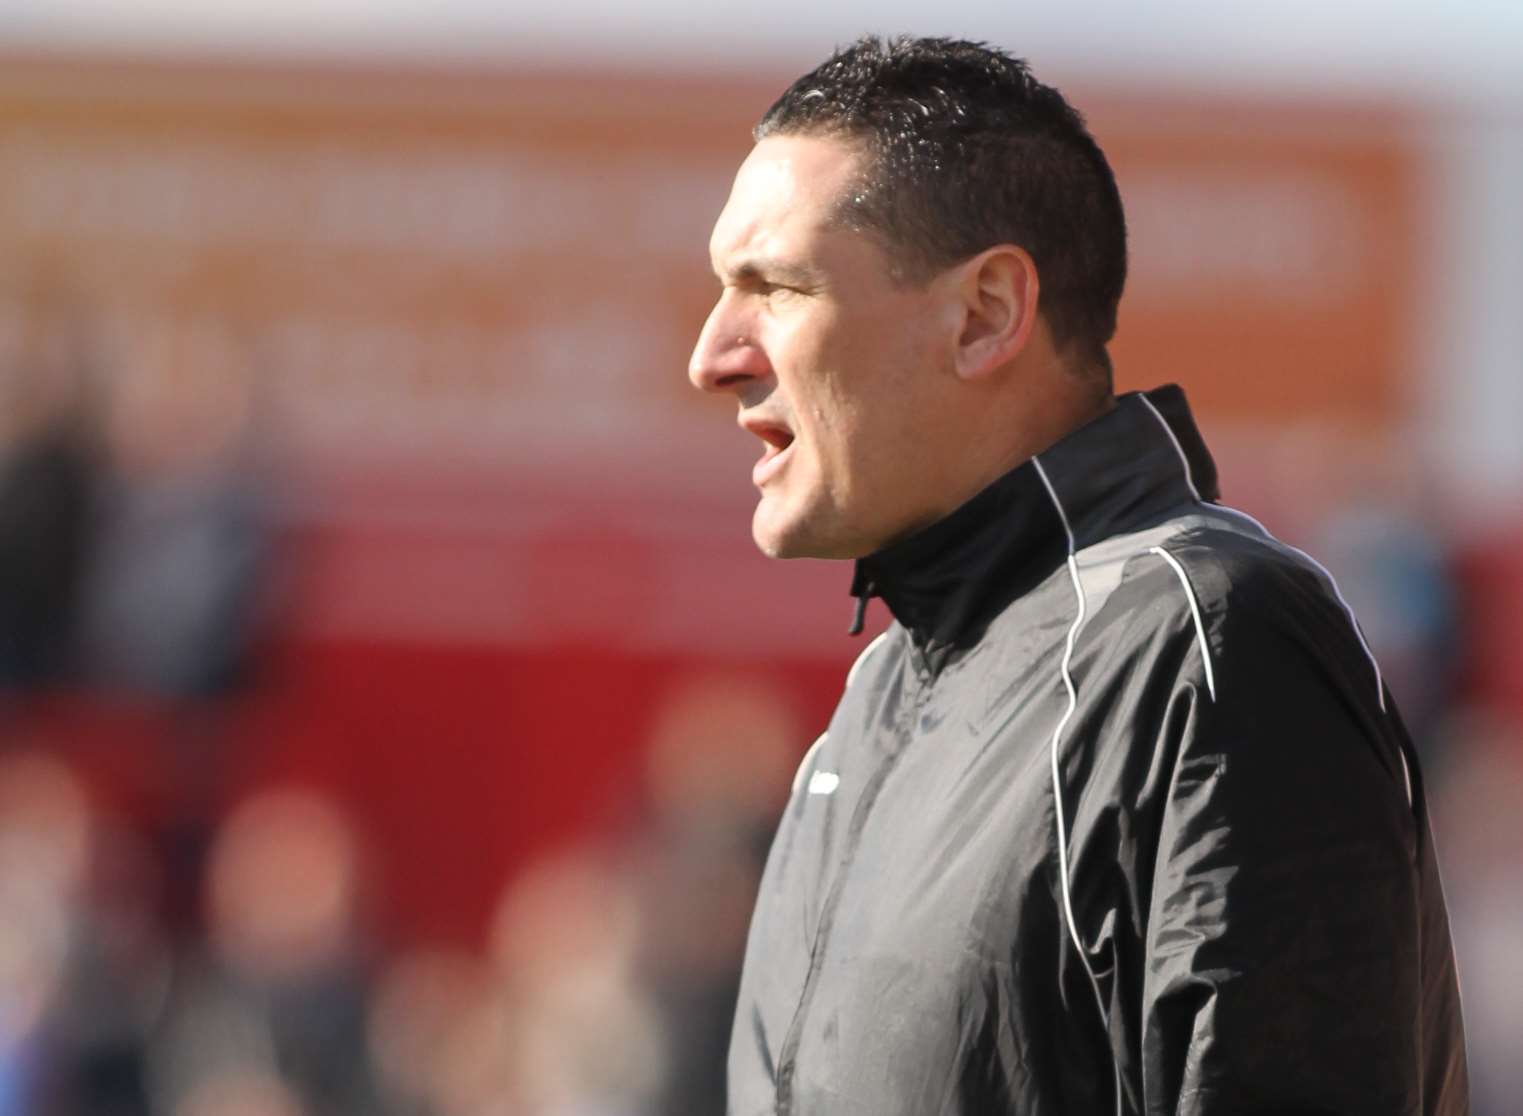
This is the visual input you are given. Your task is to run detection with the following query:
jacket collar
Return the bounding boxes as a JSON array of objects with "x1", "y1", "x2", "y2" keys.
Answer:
[{"x1": 851, "y1": 384, "x2": 1218, "y2": 672}]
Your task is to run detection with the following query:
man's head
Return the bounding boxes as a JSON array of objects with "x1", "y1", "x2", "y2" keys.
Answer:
[{"x1": 689, "y1": 36, "x2": 1126, "y2": 560}]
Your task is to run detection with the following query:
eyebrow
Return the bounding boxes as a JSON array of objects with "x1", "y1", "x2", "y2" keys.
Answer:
[{"x1": 714, "y1": 257, "x2": 823, "y2": 288}]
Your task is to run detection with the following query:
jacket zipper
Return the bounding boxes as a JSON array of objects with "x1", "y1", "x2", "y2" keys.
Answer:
[{"x1": 774, "y1": 657, "x2": 931, "y2": 1114}]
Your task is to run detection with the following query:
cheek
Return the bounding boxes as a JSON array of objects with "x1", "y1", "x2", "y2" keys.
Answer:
[
  {"x1": 778, "y1": 336, "x2": 854, "y2": 451},
  {"x1": 786, "y1": 296, "x2": 938, "y2": 469},
  {"x1": 800, "y1": 378, "x2": 869, "y2": 479},
  {"x1": 830, "y1": 319, "x2": 935, "y2": 429}
]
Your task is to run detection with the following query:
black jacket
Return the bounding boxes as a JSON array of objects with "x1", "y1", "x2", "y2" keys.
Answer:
[{"x1": 727, "y1": 386, "x2": 1468, "y2": 1116}]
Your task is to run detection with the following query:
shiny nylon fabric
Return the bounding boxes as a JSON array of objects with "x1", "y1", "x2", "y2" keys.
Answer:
[{"x1": 726, "y1": 387, "x2": 1468, "y2": 1116}]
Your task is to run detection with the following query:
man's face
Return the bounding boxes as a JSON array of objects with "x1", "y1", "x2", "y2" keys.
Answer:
[{"x1": 689, "y1": 134, "x2": 955, "y2": 559}]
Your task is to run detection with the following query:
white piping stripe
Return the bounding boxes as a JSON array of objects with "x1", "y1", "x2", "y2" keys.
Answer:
[
  {"x1": 1209, "y1": 503, "x2": 1388, "y2": 717},
  {"x1": 1149, "y1": 546, "x2": 1217, "y2": 702},
  {"x1": 1031, "y1": 455, "x2": 1124, "y2": 1116},
  {"x1": 1033, "y1": 455, "x2": 1076, "y2": 548},
  {"x1": 1136, "y1": 395, "x2": 1388, "y2": 717},
  {"x1": 1137, "y1": 393, "x2": 1202, "y2": 503}
]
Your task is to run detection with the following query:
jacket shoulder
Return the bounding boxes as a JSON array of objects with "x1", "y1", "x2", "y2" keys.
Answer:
[
  {"x1": 1154, "y1": 516, "x2": 1365, "y2": 638},
  {"x1": 1119, "y1": 512, "x2": 1389, "y2": 716}
]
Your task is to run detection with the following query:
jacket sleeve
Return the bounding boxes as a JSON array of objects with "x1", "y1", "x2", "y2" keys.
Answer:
[{"x1": 1137, "y1": 589, "x2": 1426, "y2": 1115}]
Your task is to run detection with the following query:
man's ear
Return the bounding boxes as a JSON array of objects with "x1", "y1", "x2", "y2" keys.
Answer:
[{"x1": 950, "y1": 245, "x2": 1039, "y2": 382}]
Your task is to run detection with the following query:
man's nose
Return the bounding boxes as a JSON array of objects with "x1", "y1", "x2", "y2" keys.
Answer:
[{"x1": 688, "y1": 298, "x2": 770, "y2": 395}]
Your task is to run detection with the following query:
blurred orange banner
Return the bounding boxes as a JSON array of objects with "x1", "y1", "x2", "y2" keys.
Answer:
[{"x1": 0, "y1": 51, "x2": 1422, "y2": 652}]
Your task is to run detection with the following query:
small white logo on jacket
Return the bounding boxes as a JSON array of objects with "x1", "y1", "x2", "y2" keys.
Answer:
[{"x1": 807, "y1": 770, "x2": 840, "y2": 795}]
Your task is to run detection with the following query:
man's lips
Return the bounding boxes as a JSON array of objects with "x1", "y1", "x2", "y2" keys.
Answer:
[
  {"x1": 741, "y1": 417, "x2": 796, "y2": 487},
  {"x1": 753, "y1": 438, "x2": 794, "y2": 486}
]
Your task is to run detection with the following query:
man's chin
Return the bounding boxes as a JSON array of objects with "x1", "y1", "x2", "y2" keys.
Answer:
[
  {"x1": 752, "y1": 502, "x2": 812, "y2": 559},
  {"x1": 752, "y1": 503, "x2": 865, "y2": 561},
  {"x1": 751, "y1": 521, "x2": 802, "y2": 559}
]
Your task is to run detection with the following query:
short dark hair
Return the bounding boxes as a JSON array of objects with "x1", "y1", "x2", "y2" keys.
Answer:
[{"x1": 756, "y1": 35, "x2": 1126, "y2": 382}]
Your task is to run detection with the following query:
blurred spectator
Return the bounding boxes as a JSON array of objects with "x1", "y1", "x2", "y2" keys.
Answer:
[
  {"x1": 369, "y1": 948, "x2": 507, "y2": 1116},
  {"x1": 0, "y1": 749, "x2": 166, "y2": 1116},
  {"x1": 1425, "y1": 709, "x2": 1523, "y2": 1116},
  {"x1": 0, "y1": 750, "x2": 88, "y2": 1114},
  {"x1": 490, "y1": 846, "x2": 666, "y2": 1116},
  {"x1": 1311, "y1": 496, "x2": 1462, "y2": 756},
  {"x1": 74, "y1": 297, "x2": 283, "y2": 936},
  {"x1": 173, "y1": 1069, "x2": 305, "y2": 1116},
  {"x1": 77, "y1": 302, "x2": 274, "y2": 701},
  {"x1": 0, "y1": 277, "x2": 102, "y2": 698},
  {"x1": 42, "y1": 815, "x2": 167, "y2": 1116},
  {"x1": 631, "y1": 672, "x2": 800, "y2": 1116},
  {"x1": 412, "y1": 673, "x2": 806, "y2": 1116},
  {"x1": 149, "y1": 788, "x2": 380, "y2": 1116}
]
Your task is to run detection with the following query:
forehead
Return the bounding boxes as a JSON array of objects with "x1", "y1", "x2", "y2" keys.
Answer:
[{"x1": 709, "y1": 134, "x2": 863, "y2": 269}]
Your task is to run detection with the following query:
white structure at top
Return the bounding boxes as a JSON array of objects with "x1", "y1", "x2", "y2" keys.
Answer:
[{"x1": 1, "y1": 1, "x2": 1520, "y2": 105}]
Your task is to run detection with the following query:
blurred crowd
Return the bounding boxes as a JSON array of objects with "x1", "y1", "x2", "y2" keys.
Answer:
[
  {"x1": 0, "y1": 269, "x2": 795, "y2": 1113},
  {"x1": 0, "y1": 733, "x2": 786, "y2": 1116},
  {"x1": 0, "y1": 272, "x2": 1521, "y2": 1115}
]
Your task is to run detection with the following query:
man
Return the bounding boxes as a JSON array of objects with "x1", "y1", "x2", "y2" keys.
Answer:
[{"x1": 688, "y1": 35, "x2": 1468, "y2": 1116}]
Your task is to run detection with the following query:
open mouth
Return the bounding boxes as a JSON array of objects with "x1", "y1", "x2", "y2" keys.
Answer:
[
  {"x1": 757, "y1": 425, "x2": 794, "y2": 453},
  {"x1": 751, "y1": 423, "x2": 796, "y2": 485}
]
